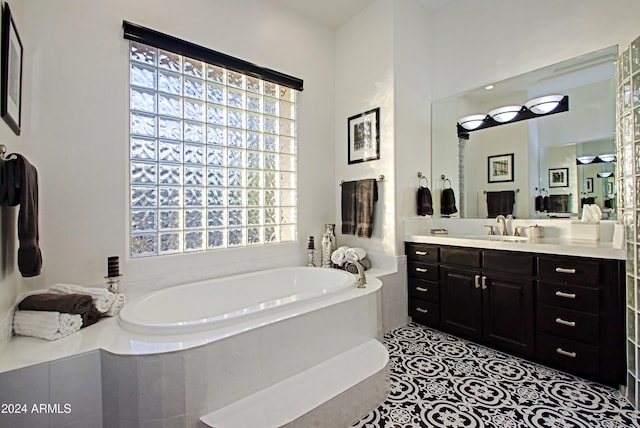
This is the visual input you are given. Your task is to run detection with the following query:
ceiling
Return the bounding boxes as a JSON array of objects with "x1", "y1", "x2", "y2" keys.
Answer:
[{"x1": 275, "y1": 0, "x2": 451, "y2": 29}]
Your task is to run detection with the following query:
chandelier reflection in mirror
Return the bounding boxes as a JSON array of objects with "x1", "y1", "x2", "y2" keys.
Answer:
[{"x1": 457, "y1": 95, "x2": 569, "y2": 138}]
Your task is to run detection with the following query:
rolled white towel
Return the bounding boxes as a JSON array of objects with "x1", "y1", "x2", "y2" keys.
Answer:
[
  {"x1": 345, "y1": 247, "x2": 367, "y2": 262},
  {"x1": 104, "y1": 293, "x2": 126, "y2": 317},
  {"x1": 48, "y1": 283, "x2": 115, "y2": 313},
  {"x1": 13, "y1": 310, "x2": 82, "y2": 341},
  {"x1": 331, "y1": 248, "x2": 346, "y2": 266}
]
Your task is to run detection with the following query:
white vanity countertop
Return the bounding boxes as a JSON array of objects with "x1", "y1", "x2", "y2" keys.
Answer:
[{"x1": 404, "y1": 233, "x2": 625, "y2": 260}]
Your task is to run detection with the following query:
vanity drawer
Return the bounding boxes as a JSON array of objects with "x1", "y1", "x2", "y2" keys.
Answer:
[
  {"x1": 536, "y1": 332, "x2": 598, "y2": 376},
  {"x1": 537, "y1": 282, "x2": 599, "y2": 312},
  {"x1": 405, "y1": 243, "x2": 439, "y2": 262},
  {"x1": 409, "y1": 299, "x2": 439, "y2": 326},
  {"x1": 408, "y1": 261, "x2": 438, "y2": 281},
  {"x1": 409, "y1": 279, "x2": 439, "y2": 303},
  {"x1": 537, "y1": 303, "x2": 599, "y2": 345},
  {"x1": 538, "y1": 256, "x2": 600, "y2": 285},
  {"x1": 483, "y1": 250, "x2": 535, "y2": 276},
  {"x1": 441, "y1": 247, "x2": 481, "y2": 268}
]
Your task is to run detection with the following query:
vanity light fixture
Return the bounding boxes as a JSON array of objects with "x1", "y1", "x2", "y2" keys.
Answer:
[
  {"x1": 597, "y1": 153, "x2": 616, "y2": 162},
  {"x1": 597, "y1": 172, "x2": 614, "y2": 178},
  {"x1": 457, "y1": 95, "x2": 569, "y2": 138},
  {"x1": 457, "y1": 114, "x2": 488, "y2": 131},
  {"x1": 577, "y1": 155, "x2": 597, "y2": 164},
  {"x1": 524, "y1": 94, "x2": 565, "y2": 114},
  {"x1": 575, "y1": 153, "x2": 617, "y2": 165},
  {"x1": 489, "y1": 105, "x2": 523, "y2": 123}
]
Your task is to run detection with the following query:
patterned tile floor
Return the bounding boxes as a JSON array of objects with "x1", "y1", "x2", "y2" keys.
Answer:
[{"x1": 354, "y1": 323, "x2": 640, "y2": 427}]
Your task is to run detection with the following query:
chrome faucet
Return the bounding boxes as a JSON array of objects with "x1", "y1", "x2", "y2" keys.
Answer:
[
  {"x1": 496, "y1": 215, "x2": 507, "y2": 235},
  {"x1": 351, "y1": 260, "x2": 367, "y2": 288}
]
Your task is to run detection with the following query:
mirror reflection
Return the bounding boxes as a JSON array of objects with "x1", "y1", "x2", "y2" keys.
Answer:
[{"x1": 431, "y1": 45, "x2": 618, "y2": 219}]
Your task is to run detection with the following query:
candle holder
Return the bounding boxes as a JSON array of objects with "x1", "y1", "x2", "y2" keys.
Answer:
[
  {"x1": 306, "y1": 235, "x2": 316, "y2": 267},
  {"x1": 105, "y1": 275, "x2": 122, "y2": 293},
  {"x1": 307, "y1": 248, "x2": 316, "y2": 267}
]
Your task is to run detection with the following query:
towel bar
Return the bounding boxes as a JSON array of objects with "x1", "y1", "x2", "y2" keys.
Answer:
[
  {"x1": 339, "y1": 175, "x2": 384, "y2": 186},
  {"x1": 484, "y1": 189, "x2": 520, "y2": 193}
]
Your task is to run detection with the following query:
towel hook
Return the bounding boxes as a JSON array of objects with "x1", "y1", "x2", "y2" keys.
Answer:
[{"x1": 417, "y1": 172, "x2": 429, "y2": 188}]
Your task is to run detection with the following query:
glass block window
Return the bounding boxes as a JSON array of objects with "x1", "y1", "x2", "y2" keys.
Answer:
[{"x1": 129, "y1": 41, "x2": 297, "y2": 257}]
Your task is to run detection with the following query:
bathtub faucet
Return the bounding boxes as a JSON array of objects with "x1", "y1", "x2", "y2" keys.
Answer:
[{"x1": 351, "y1": 260, "x2": 367, "y2": 288}]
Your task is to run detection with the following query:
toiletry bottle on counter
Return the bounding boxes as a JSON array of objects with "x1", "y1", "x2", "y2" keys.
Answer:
[{"x1": 321, "y1": 224, "x2": 336, "y2": 268}]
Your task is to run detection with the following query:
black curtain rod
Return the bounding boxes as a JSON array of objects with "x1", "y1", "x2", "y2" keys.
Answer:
[{"x1": 122, "y1": 21, "x2": 304, "y2": 91}]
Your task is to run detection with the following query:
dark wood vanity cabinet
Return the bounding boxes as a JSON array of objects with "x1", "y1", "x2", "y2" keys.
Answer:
[
  {"x1": 406, "y1": 242, "x2": 625, "y2": 387},
  {"x1": 406, "y1": 243, "x2": 440, "y2": 326},
  {"x1": 439, "y1": 247, "x2": 535, "y2": 357},
  {"x1": 535, "y1": 255, "x2": 625, "y2": 386}
]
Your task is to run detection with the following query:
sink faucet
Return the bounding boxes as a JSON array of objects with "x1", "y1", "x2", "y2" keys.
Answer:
[
  {"x1": 496, "y1": 215, "x2": 507, "y2": 235},
  {"x1": 351, "y1": 260, "x2": 367, "y2": 288}
]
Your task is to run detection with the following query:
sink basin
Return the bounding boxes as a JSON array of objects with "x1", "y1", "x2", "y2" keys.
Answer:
[{"x1": 464, "y1": 235, "x2": 529, "y2": 242}]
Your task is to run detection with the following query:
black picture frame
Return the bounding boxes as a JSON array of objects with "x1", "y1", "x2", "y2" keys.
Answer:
[
  {"x1": 487, "y1": 153, "x2": 514, "y2": 183},
  {"x1": 348, "y1": 107, "x2": 380, "y2": 164},
  {"x1": 1, "y1": 2, "x2": 22, "y2": 136},
  {"x1": 586, "y1": 177, "x2": 594, "y2": 193},
  {"x1": 549, "y1": 167, "x2": 569, "y2": 188}
]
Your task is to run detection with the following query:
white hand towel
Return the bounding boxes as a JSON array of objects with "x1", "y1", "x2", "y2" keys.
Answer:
[
  {"x1": 48, "y1": 283, "x2": 115, "y2": 313},
  {"x1": 105, "y1": 293, "x2": 126, "y2": 317},
  {"x1": 331, "y1": 248, "x2": 346, "y2": 266},
  {"x1": 13, "y1": 310, "x2": 82, "y2": 341},
  {"x1": 590, "y1": 204, "x2": 602, "y2": 220},
  {"x1": 580, "y1": 205, "x2": 593, "y2": 222},
  {"x1": 345, "y1": 247, "x2": 367, "y2": 262}
]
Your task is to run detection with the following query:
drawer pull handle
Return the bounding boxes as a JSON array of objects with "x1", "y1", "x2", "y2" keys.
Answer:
[
  {"x1": 555, "y1": 267, "x2": 576, "y2": 274},
  {"x1": 555, "y1": 291, "x2": 576, "y2": 299},
  {"x1": 415, "y1": 267, "x2": 428, "y2": 273},
  {"x1": 556, "y1": 348, "x2": 577, "y2": 358},
  {"x1": 474, "y1": 275, "x2": 481, "y2": 289},
  {"x1": 415, "y1": 250, "x2": 428, "y2": 256},
  {"x1": 481, "y1": 275, "x2": 487, "y2": 290},
  {"x1": 416, "y1": 307, "x2": 429, "y2": 314},
  {"x1": 555, "y1": 318, "x2": 576, "y2": 327},
  {"x1": 416, "y1": 287, "x2": 429, "y2": 292}
]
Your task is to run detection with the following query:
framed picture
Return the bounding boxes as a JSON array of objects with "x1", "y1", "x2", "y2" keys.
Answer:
[
  {"x1": 348, "y1": 107, "x2": 380, "y2": 164},
  {"x1": 586, "y1": 177, "x2": 594, "y2": 193},
  {"x1": 607, "y1": 181, "x2": 614, "y2": 195},
  {"x1": 487, "y1": 153, "x2": 514, "y2": 183},
  {"x1": 1, "y1": 2, "x2": 22, "y2": 135},
  {"x1": 549, "y1": 167, "x2": 569, "y2": 188}
]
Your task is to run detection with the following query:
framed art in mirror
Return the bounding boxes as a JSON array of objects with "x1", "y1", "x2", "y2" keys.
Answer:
[
  {"x1": 586, "y1": 177, "x2": 594, "y2": 193},
  {"x1": 549, "y1": 167, "x2": 569, "y2": 188},
  {"x1": 487, "y1": 153, "x2": 514, "y2": 183},
  {"x1": 1, "y1": 2, "x2": 22, "y2": 136},
  {"x1": 348, "y1": 107, "x2": 380, "y2": 164}
]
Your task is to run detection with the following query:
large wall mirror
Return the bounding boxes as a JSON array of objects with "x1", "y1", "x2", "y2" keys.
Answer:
[{"x1": 431, "y1": 45, "x2": 618, "y2": 220}]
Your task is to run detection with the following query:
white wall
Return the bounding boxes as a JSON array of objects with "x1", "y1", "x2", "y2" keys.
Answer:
[
  {"x1": 0, "y1": 0, "x2": 26, "y2": 335},
  {"x1": 393, "y1": 0, "x2": 431, "y2": 254},
  {"x1": 334, "y1": 0, "x2": 396, "y2": 254},
  {"x1": 430, "y1": 0, "x2": 640, "y2": 101},
  {"x1": 0, "y1": 0, "x2": 336, "y2": 330}
]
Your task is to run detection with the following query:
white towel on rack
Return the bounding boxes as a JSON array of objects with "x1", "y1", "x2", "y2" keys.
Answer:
[
  {"x1": 13, "y1": 310, "x2": 82, "y2": 340},
  {"x1": 48, "y1": 283, "x2": 115, "y2": 313},
  {"x1": 105, "y1": 293, "x2": 126, "y2": 317}
]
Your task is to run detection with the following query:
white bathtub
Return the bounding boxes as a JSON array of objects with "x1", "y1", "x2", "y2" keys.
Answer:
[{"x1": 119, "y1": 266, "x2": 356, "y2": 335}]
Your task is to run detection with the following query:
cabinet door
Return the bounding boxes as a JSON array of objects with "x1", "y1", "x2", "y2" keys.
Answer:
[
  {"x1": 440, "y1": 266, "x2": 482, "y2": 340},
  {"x1": 482, "y1": 273, "x2": 534, "y2": 356}
]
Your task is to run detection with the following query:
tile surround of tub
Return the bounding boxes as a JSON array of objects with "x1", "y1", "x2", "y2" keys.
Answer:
[
  {"x1": 0, "y1": 350, "x2": 103, "y2": 428},
  {"x1": 100, "y1": 289, "x2": 380, "y2": 427}
]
